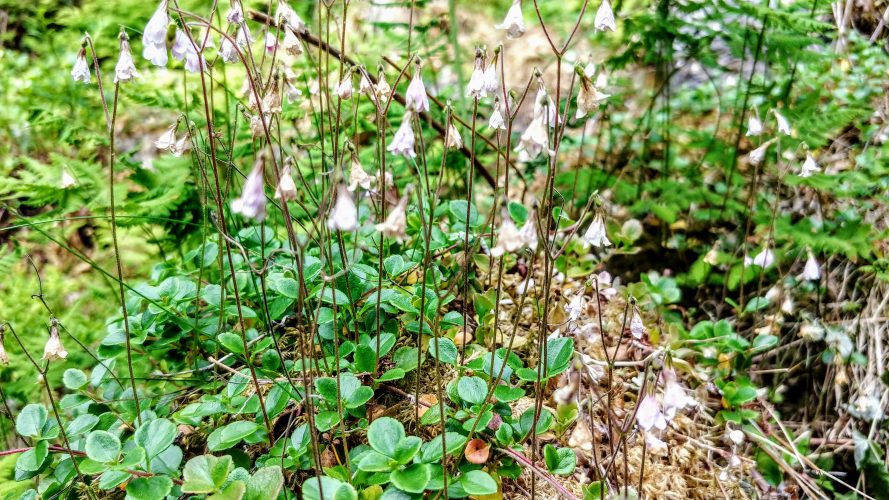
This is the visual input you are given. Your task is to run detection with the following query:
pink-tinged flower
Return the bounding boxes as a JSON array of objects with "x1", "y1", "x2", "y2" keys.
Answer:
[
  {"x1": 264, "y1": 32, "x2": 277, "y2": 53},
  {"x1": 630, "y1": 309, "x2": 646, "y2": 339},
  {"x1": 220, "y1": 36, "x2": 240, "y2": 63},
  {"x1": 746, "y1": 115, "x2": 763, "y2": 137},
  {"x1": 581, "y1": 214, "x2": 611, "y2": 248},
  {"x1": 405, "y1": 70, "x2": 429, "y2": 113},
  {"x1": 802, "y1": 250, "x2": 820, "y2": 281},
  {"x1": 236, "y1": 24, "x2": 253, "y2": 47},
  {"x1": 496, "y1": 0, "x2": 526, "y2": 39},
  {"x1": 375, "y1": 193, "x2": 409, "y2": 241},
  {"x1": 115, "y1": 34, "x2": 140, "y2": 83},
  {"x1": 171, "y1": 29, "x2": 192, "y2": 61},
  {"x1": 635, "y1": 395, "x2": 666, "y2": 431},
  {"x1": 283, "y1": 28, "x2": 303, "y2": 56},
  {"x1": 43, "y1": 320, "x2": 68, "y2": 361},
  {"x1": 466, "y1": 56, "x2": 486, "y2": 99},
  {"x1": 72, "y1": 49, "x2": 91, "y2": 83},
  {"x1": 155, "y1": 124, "x2": 177, "y2": 150},
  {"x1": 274, "y1": 161, "x2": 297, "y2": 201},
  {"x1": 387, "y1": 112, "x2": 416, "y2": 158},
  {"x1": 800, "y1": 153, "x2": 819, "y2": 177},
  {"x1": 60, "y1": 168, "x2": 77, "y2": 189},
  {"x1": 491, "y1": 217, "x2": 523, "y2": 257},
  {"x1": 226, "y1": 3, "x2": 243, "y2": 24},
  {"x1": 183, "y1": 51, "x2": 206, "y2": 73},
  {"x1": 336, "y1": 74, "x2": 353, "y2": 100},
  {"x1": 277, "y1": 0, "x2": 307, "y2": 34},
  {"x1": 348, "y1": 156, "x2": 374, "y2": 192},
  {"x1": 773, "y1": 110, "x2": 791, "y2": 135},
  {"x1": 594, "y1": 0, "x2": 616, "y2": 31},
  {"x1": 231, "y1": 160, "x2": 267, "y2": 221},
  {"x1": 142, "y1": 0, "x2": 169, "y2": 66},
  {"x1": 661, "y1": 370, "x2": 695, "y2": 419},
  {"x1": 327, "y1": 185, "x2": 358, "y2": 232}
]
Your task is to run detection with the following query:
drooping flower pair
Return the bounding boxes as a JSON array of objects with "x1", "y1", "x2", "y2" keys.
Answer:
[
  {"x1": 466, "y1": 50, "x2": 500, "y2": 100},
  {"x1": 155, "y1": 123, "x2": 190, "y2": 157}
]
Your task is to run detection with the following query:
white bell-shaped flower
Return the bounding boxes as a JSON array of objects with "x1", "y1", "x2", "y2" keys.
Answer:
[
  {"x1": 519, "y1": 217, "x2": 538, "y2": 251},
  {"x1": 747, "y1": 140, "x2": 772, "y2": 166},
  {"x1": 582, "y1": 214, "x2": 611, "y2": 248},
  {"x1": 155, "y1": 124, "x2": 177, "y2": 150},
  {"x1": 142, "y1": 0, "x2": 169, "y2": 66},
  {"x1": 495, "y1": 0, "x2": 526, "y2": 39},
  {"x1": 60, "y1": 168, "x2": 77, "y2": 189},
  {"x1": 482, "y1": 56, "x2": 499, "y2": 96},
  {"x1": 277, "y1": 0, "x2": 307, "y2": 34},
  {"x1": 576, "y1": 78, "x2": 610, "y2": 119},
  {"x1": 746, "y1": 115, "x2": 763, "y2": 136},
  {"x1": 283, "y1": 28, "x2": 303, "y2": 56},
  {"x1": 488, "y1": 107, "x2": 506, "y2": 130},
  {"x1": 348, "y1": 156, "x2": 375, "y2": 192},
  {"x1": 387, "y1": 112, "x2": 417, "y2": 158},
  {"x1": 274, "y1": 161, "x2": 297, "y2": 201},
  {"x1": 566, "y1": 294, "x2": 585, "y2": 321},
  {"x1": 327, "y1": 185, "x2": 358, "y2": 232},
  {"x1": 800, "y1": 153, "x2": 819, "y2": 177},
  {"x1": 630, "y1": 310, "x2": 646, "y2": 339},
  {"x1": 635, "y1": 395, "x2": 667, "y2": 431},
  {"x1": 595, "y1": 0, "x2": 616, "y2": 31},
  {"x1": 336, "y1": 74, "x2": 353, "y2": 100},
  {"x1": 71, "y1": 49, "x2": 91, "y2": 84},
  {"x1": 802, "y1": 250, "x2": 820, "y2": 281},
  {"x1": 114, "y1": 34, "x2": 140, "y2": 83},
  {"x1": 220, "y1": 36, "x2": 240, "y2": 63},
  {"x1": 446, "y1": 123, "x2": 463, "y2": 150},
  {"x1": 773, "y1": 110, "x2": 791, "y2": 135},
  {"x1": 751, "y1": 247, "x2": 775, "y2": 268},
  {"x1": 491, "y1": 217, "x2": 524, "y2": 257},
  {"x1": 466, "y1": 57, "x2": 486, "y2": 99},
  {"x1": 405, "y1": 70, "x2": 430, "y2": 113},
  {"x1": 43, "y1": 322, "x2": 68, "y2": 361},
  {"x1": 226, "y1": 4, "x2": 244, "y2": 24},
  {"x1": 375, "y1": 193, "x2": 409, "y2": 241}
]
